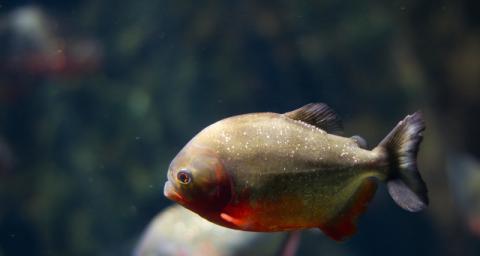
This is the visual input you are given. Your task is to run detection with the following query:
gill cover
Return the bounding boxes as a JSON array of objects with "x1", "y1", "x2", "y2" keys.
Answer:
[{"x1": 168, "y1": 143, "x2": 232, "y2": 214}]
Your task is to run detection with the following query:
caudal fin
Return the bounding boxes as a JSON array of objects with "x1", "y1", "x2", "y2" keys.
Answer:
[{"x1": 376, "y1": 112, "x2": 428, "y2": 212}]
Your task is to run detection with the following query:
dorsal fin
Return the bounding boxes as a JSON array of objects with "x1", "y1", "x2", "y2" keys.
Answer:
[{"x1": 284, "y1": 103, "x2": 343, "y2": 135}]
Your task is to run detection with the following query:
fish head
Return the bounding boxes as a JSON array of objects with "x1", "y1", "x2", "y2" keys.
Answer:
[{"x1": 164, "y1": 142, "x2": 231, "y2": 217}]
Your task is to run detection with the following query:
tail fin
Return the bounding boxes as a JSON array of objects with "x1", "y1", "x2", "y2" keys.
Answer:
[{"x1": 376, "y1": 112, "x2": 428, "y2": 212}]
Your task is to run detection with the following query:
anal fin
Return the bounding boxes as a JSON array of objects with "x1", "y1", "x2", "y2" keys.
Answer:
[
  {"x1": 321, "y1": 217, "x2": 357, "y2": 241},
  {"x1": 321, "y1": 178, "x2": 377, "y2": 241}
]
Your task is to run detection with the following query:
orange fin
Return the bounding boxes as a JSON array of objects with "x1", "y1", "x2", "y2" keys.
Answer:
[
  {"x1": 220, "y1": 212, "x2": 248, "y2": 227},
  {"x1": 321, "y1": 178, "x2": 378, "y2": 241}
]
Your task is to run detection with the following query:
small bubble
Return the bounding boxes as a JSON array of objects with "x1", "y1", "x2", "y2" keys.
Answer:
[{"x1": 135, "y1": 136, "x2": 141, "y2": 140}]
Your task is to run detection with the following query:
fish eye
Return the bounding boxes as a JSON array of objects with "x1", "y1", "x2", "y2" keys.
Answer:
[{"x1": 177, "y1": 169, "x2": 192, "y2": 184}]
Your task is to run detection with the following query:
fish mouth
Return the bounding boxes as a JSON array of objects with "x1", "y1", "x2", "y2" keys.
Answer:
[{"x1": 164, "y1": 180, "x2": 184, "y2": 202}]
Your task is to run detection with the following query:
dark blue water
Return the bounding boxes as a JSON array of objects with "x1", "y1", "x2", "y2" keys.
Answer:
[{"x1": 1, "y1": 1, "x2": 479, "y2": 255}]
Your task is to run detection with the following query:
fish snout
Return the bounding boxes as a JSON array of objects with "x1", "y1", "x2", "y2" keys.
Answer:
[{"x1": 164, "y1": 180, "x2": 184, "y2": 202}]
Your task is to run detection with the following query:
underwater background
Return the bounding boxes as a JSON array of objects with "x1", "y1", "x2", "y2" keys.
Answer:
[{"x1": 1, "y1": 0, "x2": 479, "y2": 255}]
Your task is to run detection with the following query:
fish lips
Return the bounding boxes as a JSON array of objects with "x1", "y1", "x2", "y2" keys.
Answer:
[{"x1": 164, "y1": 180, "x2": 184, "y2": 203}]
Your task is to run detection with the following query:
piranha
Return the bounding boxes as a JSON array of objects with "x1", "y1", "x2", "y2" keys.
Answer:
[{"x1": 164, "y1": 103, "x2": 428, "y2": 240}]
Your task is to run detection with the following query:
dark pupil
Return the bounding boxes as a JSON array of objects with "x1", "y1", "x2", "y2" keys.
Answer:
[{"x1": 177, "y1": 171, "x2": 190, "y2": 184}]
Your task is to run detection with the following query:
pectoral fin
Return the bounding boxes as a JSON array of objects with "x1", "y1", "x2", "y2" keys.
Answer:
[
  {"x1": 320, "y1": 178, "x2": 377, "y2": 241},
  {"x1": 220, "y1": 212, "x2": 244, "y2": 226}
]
